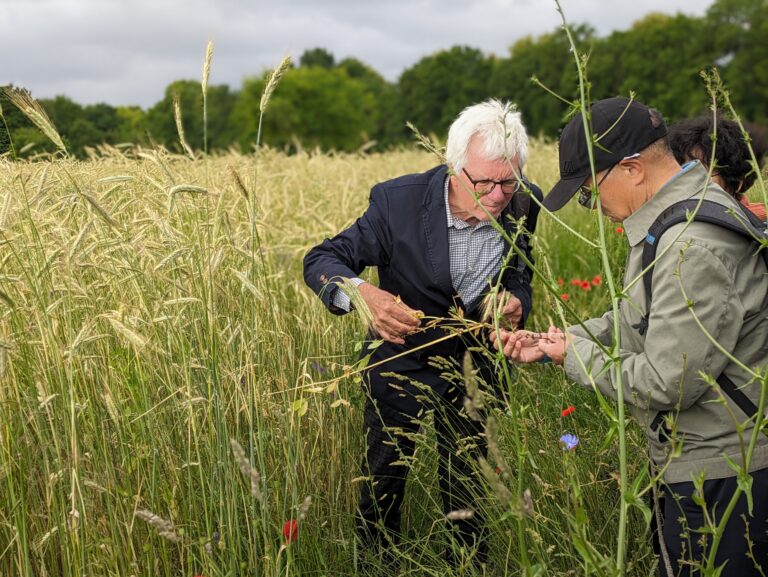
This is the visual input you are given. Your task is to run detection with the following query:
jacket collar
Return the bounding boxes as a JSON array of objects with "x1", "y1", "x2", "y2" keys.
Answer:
[
  {"x1": 623, "y1": 161, "x2": 734, "y2": 247},
  {"x1": 422, "y1": 166, "x2": 454, "y2": 295}
]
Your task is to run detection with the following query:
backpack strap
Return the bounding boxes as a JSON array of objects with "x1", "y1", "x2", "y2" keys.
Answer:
[
  {"x1": 650, "y1": 372, "x2": 765, "y2": 433},
  {"x1": 640, "y1": 198, "x2": 768, "y2": 430},
  {"x1": 639, "y1": 199, "x2": 768, "y2": 334},
  {"x1": 718, "y1": 373, "x2": 764, "y2": 423}
]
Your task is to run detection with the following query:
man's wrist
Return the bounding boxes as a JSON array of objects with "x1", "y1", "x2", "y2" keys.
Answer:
[{"x1": 331, "y1": 277, "x2": 366, "y2": 312}]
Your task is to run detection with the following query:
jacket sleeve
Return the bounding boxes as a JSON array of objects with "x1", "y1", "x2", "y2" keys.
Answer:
[
  {"x1": 563, "y1": 241, "x2": 743, "y2": 411},
  {"x1": 303, "y1": 184, "x2": 391, "y2": 315},
  {"x1": 506, "y1": 183, "x2": 543, "y2": 327},
  {"x1": 567, "y1": 309, "x2": 614, "y2": 346}
]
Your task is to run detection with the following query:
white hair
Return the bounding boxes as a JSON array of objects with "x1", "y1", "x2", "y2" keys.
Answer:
[{"x1": 445, "y1": 99, "x2": 528, "y2": 173}]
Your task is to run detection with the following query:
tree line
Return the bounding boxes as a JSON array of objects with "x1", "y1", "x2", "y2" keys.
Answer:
[{"x1": 1, "y1": 0, "x2": 765, "y2": 158}]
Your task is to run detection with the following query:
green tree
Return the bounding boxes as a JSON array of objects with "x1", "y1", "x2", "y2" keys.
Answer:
[
  {"x1": 67, "y1": 117, "x2": 102, "y2": 154},
  {"x1": 490, "y1": 25, "x2": 594, "y2": 136},
  {"x1": 146, "y1": 80, "x2": 202, "y2": 151},
  {"x1": 299, "y1": 47, "x2": 336, "y2": 69},
  {"x1": 337, "y1": 57, "x2": 397, "y2": 147},
  {"x1": 208, "y1": 85, "x2": 239, "y2": 149},
  {"x1": 114, "y1": 106, "x2": 149, "y2": 146},
  {"x1": 231, "y1": 66, "x2": 377, "y2": 152},
  {"x1": 704, "y1": 0, "x2": 768, "y2": 123},
  {"x1": 84, "y1": 103, "x2": 120, "y2": 136},
  {"x1": 397, "y1": 46, "x2": 494, "y2": 140},
  {"x1": 588, "y1": 14, "x2": 716, "y2": 121},
  {"x1": 8, "y1": 126, "x2": 51, "y2": 156},
  {"x1": 146, "y1": 80, "x2": 237, "y2": 152},
  {"x1": 39, "y1": 95, "x2": 82, "y2": 152},
  {"x1": 0, "y1": 87, "x2": 30, "y2": 157},
  {"x1": 228, "y1": 75, "x2": 264, "y2": 149}
]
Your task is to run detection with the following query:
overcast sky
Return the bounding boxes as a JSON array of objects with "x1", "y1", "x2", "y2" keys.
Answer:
[{"x1": 1, "y1": 0, "x2": 712, "y2": 109}]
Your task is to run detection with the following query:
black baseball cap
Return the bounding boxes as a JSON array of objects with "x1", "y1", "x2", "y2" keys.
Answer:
[{"x1": 544, "y1": 97, "x2": 668, "y2": 211}]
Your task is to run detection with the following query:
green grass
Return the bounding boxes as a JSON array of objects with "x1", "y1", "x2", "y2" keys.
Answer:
[{"x1": 0, "y1": 143, "x2": 656, "y2": 576}]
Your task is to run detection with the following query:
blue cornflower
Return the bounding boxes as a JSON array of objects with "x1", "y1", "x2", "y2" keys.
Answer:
[{"x1": 559, "y1": 433, "x2": 579, "y2": 451}]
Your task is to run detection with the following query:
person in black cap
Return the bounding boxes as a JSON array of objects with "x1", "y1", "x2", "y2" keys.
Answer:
[
  {"x1": 543, "y1": 96, "x2": 669, "y2": 214},
  {"x1": 493, "y1": 96, "x2": 768, "y2": 576}
]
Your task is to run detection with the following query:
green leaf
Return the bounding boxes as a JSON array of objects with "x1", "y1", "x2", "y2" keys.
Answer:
[
  {"x1": 292, "y1": 398, "x2": 308, "y2": 417},
  {"x1": 736, "y1": 470, "x2": 754, "y2": 515}
]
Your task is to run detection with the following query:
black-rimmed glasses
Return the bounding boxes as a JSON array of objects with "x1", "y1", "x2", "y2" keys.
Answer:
[
  {"x1": 578, "y1": 153, "x2": 641, "y2": 208},
  {"x1": 462, "y1": 167, "x2": 522, "y2": 196},
  {"x1": 578, "y1": 164, "x2": 617, "y2": 208}
]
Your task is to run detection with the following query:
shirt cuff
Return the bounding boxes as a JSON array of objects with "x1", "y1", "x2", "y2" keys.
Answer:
[{"x1": 331, "y1": 277, "x2": 365, "y2": 312}]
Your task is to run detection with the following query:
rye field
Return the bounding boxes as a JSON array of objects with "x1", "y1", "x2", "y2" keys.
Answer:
[{"x1": 0, "y1": 140, "x2": 670, "y2": 577}]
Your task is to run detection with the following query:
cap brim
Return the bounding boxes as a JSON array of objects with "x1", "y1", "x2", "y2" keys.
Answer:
[{"x1": 543, "y1": 176, "x2": 585, "y2": 211}]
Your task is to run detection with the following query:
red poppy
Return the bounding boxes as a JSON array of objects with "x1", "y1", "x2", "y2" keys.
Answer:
[
  {"x1": 570, "y1": 278, "x2": 582, "y2": 287},
  {"x1": 556, "y1": 277, "x2": 565, "y2": 286},
  {"x1": 282, "y1": 519, "x2": 298, "y2": 544},
  {"x1": 560, "y1": 293, "x2": 569, "y2": 301},
  {"x1": 615, "y1": 226, "x2": 624, "y2": 234},
  {"x1": 561, "y1": 405, "x2": 576, "y2": 417},
  {"x1": 580, "y1": 281, "x2": 591, "y2": 291},
  {"x1": 591, "y1": 275, "x2": 602, "y2": 286}
]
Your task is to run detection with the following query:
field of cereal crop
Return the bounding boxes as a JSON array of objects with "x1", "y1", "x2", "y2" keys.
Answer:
[{"x1": 0, "y1": 138, "x2": 673, "y2": 577}]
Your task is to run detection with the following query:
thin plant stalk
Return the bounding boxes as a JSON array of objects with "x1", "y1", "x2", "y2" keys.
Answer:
[{"x1": 556, "y1": 1, "x2": 629, "y2": 571}]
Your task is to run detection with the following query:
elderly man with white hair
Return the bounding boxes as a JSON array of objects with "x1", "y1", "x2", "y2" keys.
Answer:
[{"x1": 304, "y1": 99, "x2": 542, "y2": 567}]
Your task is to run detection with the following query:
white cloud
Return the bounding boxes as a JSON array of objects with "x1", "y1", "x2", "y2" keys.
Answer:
[{"x1": 0, "y1": 0, "x2": 711, "y2": 107}]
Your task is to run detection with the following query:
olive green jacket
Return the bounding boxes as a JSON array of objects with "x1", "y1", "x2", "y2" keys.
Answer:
[{"x1": 565, "y1": 162, "x2": 768, "y2": 483}]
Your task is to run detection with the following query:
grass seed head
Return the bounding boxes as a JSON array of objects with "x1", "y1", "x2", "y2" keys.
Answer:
[
  {"x1": 135, "y1": 509, "x2": 181, "y2": 543},
  {"x1": 2, "y1": 86, "x2": 67, "y2": 153},
  {"x1": 298, "y1": 495, "x2": 312, "y2": 521},
  {"x1": 172, "y1": 93, "x2": 195, "y2": 159},
  {"x1": 202, "y1": 40, "x2": 214, "y2": 96},
  {"x1": 486, "y1": 416, "x2": 511, "y2": 479},
  {"x1": 462, "y1": 351, "x2": 483, "y2": 421},
  {"x1": 230, "y1": 438, "x2": 263, "y2": 503},
  {"x1": 446, "y1": 508, "x2": 475, "y2": 521},
  {"x1": 260, "y1": 56, "x2": 292, "y2": 112}
]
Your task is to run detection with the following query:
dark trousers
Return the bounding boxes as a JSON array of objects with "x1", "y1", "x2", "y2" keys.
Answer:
[
  {"x1": 356, "y1": 390, "x2": 488, "y2": 564},
  {"x1": 657, "y1": 467, "x2": 768, "y2": 576}
]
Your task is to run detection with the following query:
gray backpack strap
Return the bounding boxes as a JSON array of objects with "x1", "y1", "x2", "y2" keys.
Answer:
[{"x1": 641, "y1": 199, "x2": 768, "y2": 433}]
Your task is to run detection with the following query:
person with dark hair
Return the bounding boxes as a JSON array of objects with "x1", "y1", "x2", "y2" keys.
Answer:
[
  {"x1": 493, "y1": 97, "x2": 768, "y2": 576},
  {"x1": 668, "y1": 115, "x2": 767, "y2": 220}
]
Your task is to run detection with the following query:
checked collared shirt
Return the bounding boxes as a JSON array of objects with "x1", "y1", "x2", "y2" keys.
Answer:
[{"x1": 333, "y1": 176, "x2": 504, "y2": 312}]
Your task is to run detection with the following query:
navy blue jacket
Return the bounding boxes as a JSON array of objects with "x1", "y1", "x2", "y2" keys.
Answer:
[{"x1": 303, "y1": 165, "x2": 542, "y2": 416}]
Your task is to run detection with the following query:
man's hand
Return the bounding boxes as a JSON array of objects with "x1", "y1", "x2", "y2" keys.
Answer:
[
  {"x1": 490, "y1": 329, "x2": 546, "y2": 363},
  {"x1": 483, "y1": 290, "x2": 523, "y2": 328},
  {"x1": 358, "y1": 283, "x2": 423, "y2": 345},
  {"x1": 501, "y1": 293, "x2": 523, "y2": 327},
  {"x1": 538, "y1": 326, "x2": 569, "y2": 365}
]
